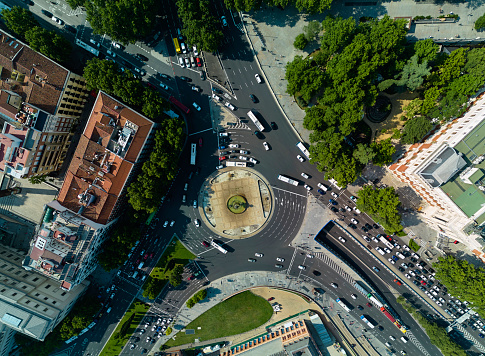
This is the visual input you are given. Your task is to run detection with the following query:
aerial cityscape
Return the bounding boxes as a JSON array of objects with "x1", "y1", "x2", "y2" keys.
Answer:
[{"x1": 0, "y1": 0, "x2": 483, "y2": 355}]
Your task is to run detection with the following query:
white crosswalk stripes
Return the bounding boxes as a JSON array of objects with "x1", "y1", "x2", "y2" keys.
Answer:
[
  {"x1": 313, "y1": 252, "x2": 355, "y2": 285},
  {"x1": 454, "y1": 324, "x2": 485, "y2": 353}
]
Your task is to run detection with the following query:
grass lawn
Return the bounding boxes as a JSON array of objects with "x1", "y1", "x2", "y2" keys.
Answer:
[
  {"x1": 165, "y1": 291, "x2": 273, "y2": 348},
  {"x1": 409, "y1": 239, "x2": 420, "y2": 252},
  {"x1": 142, "y1": 238, "x2": 196, "y2": 295},
  {"x1": 100, "y1": 300, "x2": 150, "y2": 356}
]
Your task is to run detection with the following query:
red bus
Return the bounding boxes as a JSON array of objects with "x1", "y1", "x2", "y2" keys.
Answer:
[{"x1": 169, "y1": 96, "x2": 190, "y2": 114}]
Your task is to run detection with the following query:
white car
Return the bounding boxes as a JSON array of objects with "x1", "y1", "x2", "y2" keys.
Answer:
[
  {"x1": 191, "y1": 86, "x2": 201, "y2": 92},
  {"x1": 403, "y1": 244, "x2": 410, "y2": 251},
  {"x1": 351, "y1": 218, "x2": 358, "y2": 224},
  {"x1": 263, "y1": 142, "x2": 270, "y2": 151},
  {"x1": 212, "y1": 93, "x2": 222, "y2": 101},
  {"x1": 331, "y1": 192, "x2": 338, "y2": 198},
  {"x1": 219, "y1": 132, "x2": 228, "y2": 137},
  {"x1": 384, "y1": 247, "x2": 391, "y2": 254},
  {"x1": 185, "y1": 57, "x2": 191, "y2": 68},
  {"x1": 296, "y1": 155, "x2": 305, "y2": 162},
  {"x1": 276, "y1": 257, "x2": 285, "y2": 262},
  {"x1": 225, "y1": 102, "x2": 236, "y2": 110},
  {"x1": 52, "y1": 16, "x2": 64, "y2": 25},
  {"x1": 303, "y1": 184, "x2": 312, "y2": 191},
  {"x1": 388, "y1": 258, "x2": 395, "y2": 265},
  {"x1": 409, "y1": 270, "x2": 416, "y2": 277},
  {"x1": 163, "y1": 220, "x2": 169, "y2": 227},
  {"x1": 112, "y1": 41, "x2": 122, "y2": 49},
  {"x1": 178, "y1": 57, "x2": 185, "y2": 68},
  {"x1": 298, "y1": 265, "x2": 306, "y2": 270},
  {"x1": 194, "y1": 219, "x2": 200, "y2": 227},
  {"x1": 338, "y1": 236, "x2": 346, "y2": 243},
  {"x1": 353, "y1": 207, "x2": 361, "y2": 214},
  {"x1": 301, "y1": 172, "x2": 309, "y2": 179},
  {"x1": 351, "y1": 294, "x2": 357, "y2": 300},
  {"x1": 193, "y1": 45, "x2": 198, "y2": 56},
  {"x1": 345, "y1": 206, "x2": 352, "y2": 212},
  {"x1": 405, "y1": 273, "x2": 411, "y2": 279},
  {"x1": 239, "y1": 150, "x2": 248, "y2": 154},
  {"x1": 249, "y1": 158, "x2": 258, "y2": 164},
  {"x1": 239, "y1": 156, "x2": 248, "y2": 161},
  {"x1": 255, "y1": 253, "x2": 263, "y2": 257},
  {"x1": 229, "y1": 144, "x2": 239, "y2": 148},
  {"x1": 376, "y1": 247, "x2": 385, "y2": 255},
  {"x1": 389, "y1": 336, "x2": 396, "y2": 341},
  {"x1": 192, "y1": 102, "x2": 201, "y2": 111},
  {"x1": 306, "y1": 254, "x2": 314, "y2": 258},
  {"x1": 193, "y1": 200, "x2": 197, "y2": 208},
  {"x1": 255, "y1": 73, "x2": 262, "y2": 83}
]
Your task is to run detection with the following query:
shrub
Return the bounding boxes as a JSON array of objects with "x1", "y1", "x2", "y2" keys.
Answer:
[
  {"x1": 409, "y1": 239, "x2": 420, "y2": 252},
  {"x1": 165, "y1": 327, "x2": 172, "y2": 335},
  {"x1": 293, "y1": 33, "x2": 308, "y2": 50},
  {"x1": 475, "y1": 14, "x2": 485, "y2": 31}
]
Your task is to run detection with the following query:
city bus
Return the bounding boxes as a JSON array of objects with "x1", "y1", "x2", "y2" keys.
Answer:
[
  {"x1": 210, "y1": 240, "x2": 228, "y2": 254},
  {"x1": 336, "y1": 298, "x2": 351, "y2": 312},
  {"x1": 169, "y1": 96, "x2": 190, "y2": 114},
  {"x1": 190, "y1": 143, "x2": 196, "y2": 165},
  {"x1": 247, "y1": 110, "x2": 264, "y2": 131},
  {"x1": 173, "y1": 38, "x2": 181, "y2": 54},
  {"x1": 296, "y1": 142, "x2": 310, "y2": 160},
  {"x1": 278, "y1": 174, "x2": 298, "y2": 186}
]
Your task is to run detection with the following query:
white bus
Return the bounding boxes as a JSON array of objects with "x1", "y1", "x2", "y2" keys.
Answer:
[
  {"x1": 247, "y1": 110, "x2": 264, "y2": 132},
  {"x1": 226, "y1": 161, "x2": 247, "y2": 167},
  {"x1": 190, "y1": 143, "x2": 196, "y2": 165},
  {"x1": 278, "y1": 174, "x2": 298, "y2": 186},
  {"x1": 360, "y1": 315, "x2": 375, "y2": 329},
  {"x1": 210, "y1": 240, "x2": 228, "y2": 254},
  {"x1": 336, "y1": 298, "x2": 351, "y2": 312},
  {"x1": 296, "y1": 142, "x2": 310, "y2": 159}
]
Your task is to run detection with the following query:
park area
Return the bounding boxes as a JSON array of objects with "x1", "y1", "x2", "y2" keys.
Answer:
[
  {"x1": 164, "y1": 291, "x2": 273, "y2": 348},
  {"x1": 100, "y1": 300, "x2": 150, "y2": 356}
]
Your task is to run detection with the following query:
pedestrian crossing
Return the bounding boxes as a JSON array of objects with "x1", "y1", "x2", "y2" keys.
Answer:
[
  {"x1": 454, "y1": 324, "x2": 485, "y2": 353},
  {"x1": 313, "y1": 251, "x2": 355, "y2": 285}
]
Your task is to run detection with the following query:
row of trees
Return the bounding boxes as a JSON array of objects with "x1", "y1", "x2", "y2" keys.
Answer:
[
  {"x1": 356, "y1": 185, "x2": 403, "y2": 234},
  {"x1": 176, "y1": 0, "x2": 224, "y2": 52},
  {"x1": 186, "y1": 289, "x2": 207, "y2": 308},
  {"x1": 397, "y1": 296, "x2": 467, "y2": 356},
  {"x1": 224, "y1": 0, "x2": 333, "y2": 14},
  {"x1": 433, "y1": 255, "x2": 485, "y2": 318},
  {"x1": 1, "y1": 7, "x2": 71, "y2": 62}
]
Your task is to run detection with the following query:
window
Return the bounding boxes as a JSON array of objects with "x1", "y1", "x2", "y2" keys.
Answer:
[
  {"x1": 12, "y1": 293, "x2": 17, "y2": 296},
  {"x1": 34, "y1": 293, "x2": 39, "y2": 297},
  {"x1": 43, "y1": 308, "x2": 48, "y2": 312},
  {"x1": 33, "y1": 277, "x2": 39, "y2": 282},
  {"x1": 25, "y1": 300, "x2": 30, "y2": 304},
  {"x1": 43, "y1": 297, "x2": 48, "y2": 300},
  {"x1": 45, "y1": 284, "x2": 51, "y2": 289},
  {"x1": 52, "y1": 301, "x2": 57, "y2": 305},
  {"x1": 61, "y1": 292, "x2": 66, "y2": 296}
]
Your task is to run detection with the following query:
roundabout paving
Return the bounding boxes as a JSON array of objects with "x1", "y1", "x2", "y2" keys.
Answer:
[{"x1": 200, "y1": 167, "x2": 273, "y2": 238}]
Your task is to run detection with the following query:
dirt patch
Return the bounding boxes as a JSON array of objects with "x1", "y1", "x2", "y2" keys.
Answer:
[{"x1": 364, "y1": 91, "x2": 419, "y2": 142}]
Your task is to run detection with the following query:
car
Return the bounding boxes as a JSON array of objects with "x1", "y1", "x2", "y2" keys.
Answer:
[
  {"x1": 255, "y1": 253, "x2": 263, "y2": 257},
  {"x1": 202, "y1": 240, "x2": 209, "y2": 247},
  {"x1": 318, "y1": 189, "x2": 325, "y2": 195},
  {"x1": 296, "y1": 155, "x2": 305, "y2": 162},
  {"x1": 254, "y1": 130, "x2": 264, "y2": 139},
  {"x1": 270, "y1": 121, "x2": 277, "y2": 130},
  {"x1": 330, "y1": 283, "x2": 338, "y2": 288},
  {"x1": 301, "y1": 172, "x2": 309, "y2": 179},
  {"x1": 351, "y1": 294, "x2": 357, "y2": 300},
  {"x1": 366, "y1": 302, "x2": 372, "y2": 307},
  {"x1": 361, "y1": 226, "x2": 368, "y2": 233},
  {"x1": 196, "y1": 57, "x2": 202, "y2": 67},
  {"x1": 139, "y1": 329, "x2": 145, "y2": 334},
  {"x1": 372, "y1": 266, "x2": 380, "y2": 272},
  {"x1": 184, "y1": 57, "x2": 191, "y2": 68},
  {"x1": 110, "y1": 292, "x2": 115, "y2": 299},
  {"x1": 221, "y1": 16, "x2": 228, "y2": 26},
  {"x1": 353, "y1": 207, "x2": 361, "y2": 214},
  {"x1": 338, "y1": 236, "x2": 346, "y2": 243},
  {"x1": 421, "y1": 280, "x2": 427, "y2": 286},
  {"x1": 64, "y1": 24, "x2": 77, "y2": 33},
  {"x1": 274, "y1": 264, "x2": 284, "y2": 268},
  {"x1": 400, "y1": 351, "x2": 406, "y2": 356},
  {"x1": 229, "y1": 144, "x2": 239, "y2": 148},
  {"x1": 163, "y1": 220, "x2": 169, "y2": 228},
  {"x1": 329, "y1": 199, "x2": 337, "y2": 205},
  {"x1": 405, "y1": 273, "x2": 411, "y2": 279},
  {"x1": 276, "y1": 257, "x2": 285, "y2": 262},
  {"x1": 133, "y1": 67, "x2": 146, "y2": 76},
  {"x1": 384, "y1": 247, "x2": 391, "y2": 254},
  {"x1": 170, "y1": 220, "x2": 175, "y2": 227},
  {"x1": 345, "y1": 206, "x2": 352, "y2": 212},
  {"x1": 145, "y1": 82, "x2": 157, "y2": 90},
  {"x1": 363, "y1": 236, "x2": 371, "y2": 243},
  {"x1": 348, "y1": 223, "x2": 357, "y2": 229},
  {"x1": 250, "y1": 94, "x2": 258, "y2": 103},
  {"x1": 42, "y1": 9, "x2": 53, "y2": 17},
  {"x1": 248, "y1": 258, "x2": 256, "y2": 262},
  {"x1": 212, "y1": 93, "x2": 222, "y2": 101},
  {"x1": 254, "y1": 73, "x2": 262, "y2": 83},
  {"x1": 365, "y1": 223, "x2": 372, "y2": 230},
  {"x1": 357, "y1": 305, "x2": 364, "y2": 310},
  {"x1": 219, "y1": 156, "x2": 227, "y2": 161},
  {"x1": 180, "y1": 76, "x2": 191, "y2": 82},
  {"x1": 191, "y1": 86, "x2": 201, "y2": 92},
  {"x1": 225, "y1": 102, "x2": 236, "y2": 110},
  {"x1": 313, "y1": 270, "x2": 321, "y2": 276},
  {"x1": 192, "y1": 102, "x2": 201, "y2": 111},
  {"x1": 303, "y1": 184, "x2": 312, "y2": 191},
  {"x1": 298, "y1": 265, "x2": 306, "y2": 270},
  {"x1": 219, "y1": 145, "x2": 227, "y2": 150},
  {"x1": 51, "y1": 16, "x2": 64, "y2": 25},
  {"x1": 135, "y1": 53, "x2": 149, "y2": 62},
  {"x1": 239, "y1": 155, "x2": 248, "y2": 161},
  {"x1": 388, "y1": 258, "x2": 396, "y2": 265},
  {"x1": 480, "y1": 333, "x2": 484, "y2": 338},
  {"x1": 331, "y1": 192, "x2": 338, "y2": 198},
  {"x1": 330, "y1": 207, "x2": 338, "y2": 212},
  {"x1": 249, "y1": 158, "x2": 258, "y2": 164},
  {"x1": 159, "y1": 83, "x2": 169, "y2": 91},
  {"x1": 398, "y1": 266, "x2": 405, "y2": 272},
  {"x1": 262, "y1": 142, "x2": 270, "y2": 151},
  {"x1": 409, "y1": 270, "x2": 416, "y2": 277},
  {"x1": 401, "y1": 263, "x2": 408, "y2": 269},
  {"x1": 351, "y1": 218, "x2": 358, "y2": 224},
  {"x1": 194, "y1": 219, "x2": 200, "y2": 227}
]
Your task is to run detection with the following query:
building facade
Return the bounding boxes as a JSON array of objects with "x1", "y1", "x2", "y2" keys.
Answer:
[
  {"x1": 0, "y1": 30, "x2": 89, "y2": 178},
  {"x1": 23, "y1": 92, "x2": 157, "y2": 290}
]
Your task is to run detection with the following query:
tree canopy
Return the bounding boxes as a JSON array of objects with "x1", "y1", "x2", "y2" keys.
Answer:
[
  {"x1": 356, "y1": 185, "x2": 403, "y2": 234},
  {"x1": 25, "y1": 27, "x2": 72, "y2": 63},
  {"x1": 1, "y1": 6, "x2": 38, "y2": 38},
  {"x1": 85, "y1": 0, "x2": 159, "y2": 44},
  {"x1": 401, "y1": 116, "x2": 432, "y2": 144},
  {"x1": 223, "y1": 0, "x2": 333, "y2": 13}
]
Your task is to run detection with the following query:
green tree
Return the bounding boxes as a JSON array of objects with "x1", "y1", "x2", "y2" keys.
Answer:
[
  {"x1": 403, "y1": 98, "x2": 423, "y2": 120},
  {"x1": 28, "y1": 174, "x2": 48, "y2": 185},
  {"x1": 86, "y1": 0, "x2": 159, "y2": 44},
  {"x1": 370, "y1": 139, "x2": 396, "y2": 167},
  {"x1": 413, "y1": 39, "x2": 439, "y2": 64},
  {"x1": 66, "y1": 0, "x2": 86, "y2": 9},
  {"x1": 1, "y1": 6, "x2": 38, "y2": 38},
  {"x1": 303, "y1": 20, "x2": 321, "y2": 41},
  {"x1": 285, "y1": 56, "x2": 326, "y2": 103},
  {"x1": 293, "y1": 33, "x2": 308, "y2": 50},
  {"x1": 25, "y1": 27, "x2": 72, "y2": 62},
  {"x1": 319, "y1": 15, "x2": 357, "y2": 62},
  {"x1": 379, "y1": 55, "x2": 431, "y2": 92},
  {"x1": 475, "y1": 14, "x2": 485, "y2": 31},
  {"x1": 352, "y1": 143, "x2": 375, "y2": 165},
  {"x1": 401, "y1": 116, "x2": 432, "y2": 144},
  {"x1": 356, "y1": 185, "x2": 403, "y2": 234},
  {"x1": 169, "y1": 264, "x2": 184, "y2": 287}
]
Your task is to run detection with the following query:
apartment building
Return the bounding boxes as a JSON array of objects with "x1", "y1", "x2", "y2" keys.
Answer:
[
  {"x1": 0, "y1": 29, "x2": 89, "y2": 178},
  {"x1": 23, "y1": 92, "x2": 157, "y2": 290},
  {"x1": 0, "y1": 243, "x2": 88, "y2": 355},
  {"x1": 389, "y1": 92, "x2": 485, "y2": 250}
]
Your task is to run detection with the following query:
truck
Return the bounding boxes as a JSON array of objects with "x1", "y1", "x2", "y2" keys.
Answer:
[
  {"x1": 210, "y1": 239, "x2": 228, "y2": 254},
  {"x1": 379, "y1": 235, "x2": 394, "y2": 250},
  {"x1": 360, "y1": 315, "x2": 375, "y2": 329},
  {"x1": 369, "y1": 295, "x2": 384, "y2": 309}
]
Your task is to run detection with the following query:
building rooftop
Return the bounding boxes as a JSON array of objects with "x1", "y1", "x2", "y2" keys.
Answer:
[
  {"x1": 418, "y1": 146, "x2": 467, "y2": 187},
  {"x1": 56, "y1": 92, "x2": 155, "y2": 225},
  {"x1": 0, "y1": 30, "x2": 68, "y2": 116}
]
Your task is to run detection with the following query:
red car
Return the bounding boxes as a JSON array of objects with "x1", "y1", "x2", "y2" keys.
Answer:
[
  {"x1": 202, "y1": 241, "x2": 209, "y2": 247},
  {"x1": 196, "y1": 57, "x2": 202, "y2": 67},
  {"x1": 143, "y1": 253, "x2": 149, "y2": 260},
  {"x1": 219, "y1": 156, "x2": 227, "y2": 161},
  {"x1": 187, "y1": 274, "x2": 194, "y2": 281},
  {"x1": 199, "y1": 138, "x2": 203, "y2": 147},
  {"x1": 453, "y1": 240, "x2": 459, "y2": 244},
  {"x1": 366, "y1": 303, "x2": 372, "y2": 308},
  {"x1": 421, "y1": 281, "x2": 426, "y2": 286},
  {"x1": 267, "y1": 297, "x2": 275, "y2": 301},
  {"x1": 149, "y1": 253, "x2": 154, "y2": 258}
]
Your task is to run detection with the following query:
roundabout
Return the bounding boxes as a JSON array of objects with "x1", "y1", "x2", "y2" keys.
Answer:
[{"x1": 198, "y1": 167, "x2": 273, "y2": 239}]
